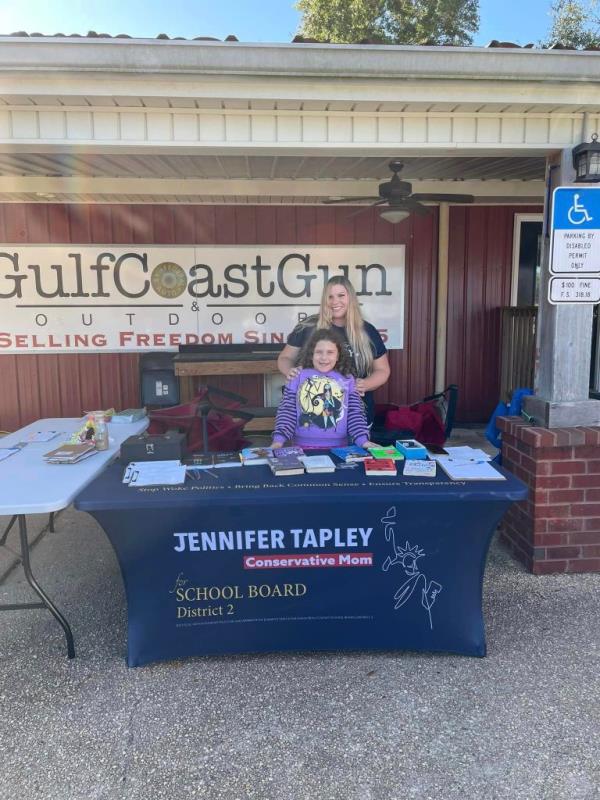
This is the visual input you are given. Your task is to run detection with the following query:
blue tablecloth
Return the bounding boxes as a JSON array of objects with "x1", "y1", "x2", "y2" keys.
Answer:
[{"x1": 75, "y1": 463, "x2": 527, "y2": 666}]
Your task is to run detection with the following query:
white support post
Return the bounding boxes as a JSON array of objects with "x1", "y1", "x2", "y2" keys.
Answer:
[
  {"x1": 435, "y1": 203, "x2": 449, "y2": 394},
  {"x1": 524, "y1": 148, "x2": 600, "y2": 427}
]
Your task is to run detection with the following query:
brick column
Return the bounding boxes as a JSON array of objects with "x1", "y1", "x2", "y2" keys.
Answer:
[{"x1": 497, "y1": 416, "x2": 600, "y2": 575}]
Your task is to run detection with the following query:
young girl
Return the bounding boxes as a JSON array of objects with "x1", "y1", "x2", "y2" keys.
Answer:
[
  {"x1": 277, "y1": 275, "x2": 390, "y2": 423},
  {"x1": 271, "y1": 328, "x2": 376, "y2": 450}
]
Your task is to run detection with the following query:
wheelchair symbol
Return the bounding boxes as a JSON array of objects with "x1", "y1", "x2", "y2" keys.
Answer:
[{"x1": 568, "y1": 194, "x2": 593, "y2": 225}]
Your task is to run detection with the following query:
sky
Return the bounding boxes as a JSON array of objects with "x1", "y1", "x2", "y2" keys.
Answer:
[{"x1": 0, "y1": 0, "x2": 557, "y2": 47}]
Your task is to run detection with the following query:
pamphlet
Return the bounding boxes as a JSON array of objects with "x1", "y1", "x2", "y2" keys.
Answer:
[
  {"x1": 435, "y1": 457, "x2": 505, "y2": 481},
  {"x1": 403, "y1": 459, "x2": 437, "y2": 478},
  {"x1": 27, "y1": 430, "x2": 62, "y2": 443},
  {"x1": 444, "y1": 446, "x2": 492, "y2": 461},
  {"x1": 0, "y1": 447, "x2": 22, "y2": 462},
  {"x1": 123, "y1": 460, "x2": 187, "y2": 487}
]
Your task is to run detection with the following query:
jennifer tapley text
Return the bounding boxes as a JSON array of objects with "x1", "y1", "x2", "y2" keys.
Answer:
[{"x1": 173, "y1": 527, "x2": 373, "y2": 552}]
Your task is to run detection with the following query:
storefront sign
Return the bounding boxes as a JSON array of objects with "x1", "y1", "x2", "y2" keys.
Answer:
[{"x1": 0, "y1": 245, "x2": 404, "y2": 352}]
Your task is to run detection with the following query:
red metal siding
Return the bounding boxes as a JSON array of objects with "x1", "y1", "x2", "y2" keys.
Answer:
[
  {"x1": 446, "y1": 205, "x2": 542, "y2": 423},
  {"x1": 0, "y1": 203, "x2": 437, "y2": 431}
]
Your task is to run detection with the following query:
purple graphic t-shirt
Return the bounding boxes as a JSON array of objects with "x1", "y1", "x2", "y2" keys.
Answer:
[{"x1": 272, "y1": 369, "x2": 369, "y2": 449}]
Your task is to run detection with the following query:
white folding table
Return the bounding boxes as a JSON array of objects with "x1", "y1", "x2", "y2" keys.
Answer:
[{"x1": 0, "y1": 417, "x2": 148, "y2": 658}]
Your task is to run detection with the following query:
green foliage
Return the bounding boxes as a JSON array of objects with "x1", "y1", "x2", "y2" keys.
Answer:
[
  {"x1": 296, "y1": 0, "x2": 480, "y2": 46},
  {"x1": 544, "y1": 0, "x2": 600, "y2": 48}
]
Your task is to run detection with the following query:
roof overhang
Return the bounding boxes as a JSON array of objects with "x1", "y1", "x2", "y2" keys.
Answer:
[{"x1": 1, "y1": 37, "x2": 597, "y2": 204}]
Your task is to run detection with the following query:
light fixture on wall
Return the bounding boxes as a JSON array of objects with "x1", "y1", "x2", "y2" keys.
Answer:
[
  {"x1": 572, "y1": 133, "x2": 600, "y2": 183},
  {"x1": 379, "y1": 208, "x2": 410, "y2": 224}
]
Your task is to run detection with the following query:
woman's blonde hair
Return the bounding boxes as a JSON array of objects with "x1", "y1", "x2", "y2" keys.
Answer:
[{"x1": 316, "y1": 276, "x2": 373, "y2": 377}]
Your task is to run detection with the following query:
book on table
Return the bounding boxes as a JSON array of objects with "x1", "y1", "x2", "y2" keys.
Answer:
[
  {"x1": 239, "y1": 446, "x2": 274, "y2": 465},
  {"x1": 330, "y1": 444, "x2": 370, "y2": 463},
  {"x1": 43, "y1": 442, "x2": 97, "y2": 464},
  {"x1": 212, "y1": 451, "x2": 242, "y2": 469},
  {"x1": 182, "y1": 453, "x2": 216, "y2": 469},
  {"x1": 268, "y1": 455, "x2": 305, "y2": 476},
  {"x1": 182, "y1": 452, "x2": 242, "y2": 469},
  {"x1": 111, "y1": 408, "x2": 147, "y2": 424},
  {"x1": 273, "y1": 446, "x2": 305, "y2": 458},
  {"x1": 364, "y1": 458, "x2": 397, "y2": 476},
  {"x1": 300, "y1": 455, "x2": 336, "y2": 474},
  {"x1": 366, "y1": 445, "x2": 404, "y2": 461}
]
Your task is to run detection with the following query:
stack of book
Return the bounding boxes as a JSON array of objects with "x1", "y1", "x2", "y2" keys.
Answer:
[{"x1": 44, "y1": 442, "x2": 97, "y2": 464}]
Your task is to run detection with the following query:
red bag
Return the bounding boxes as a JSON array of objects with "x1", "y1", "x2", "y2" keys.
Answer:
[
  {"x1": 412, "y1": 401, "x2": 446, "y2": 446},
  {"x1": 383, "y1": 401, "x2": 446, "y2": 445},
  {"x1": 384, "y1": 407, "x2": 423, "y2": 435}
]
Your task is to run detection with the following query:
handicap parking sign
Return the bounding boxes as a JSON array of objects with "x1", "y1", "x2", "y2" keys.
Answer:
[{"x1": 551, "y1": 186, "x2": 600, "y2": 275}]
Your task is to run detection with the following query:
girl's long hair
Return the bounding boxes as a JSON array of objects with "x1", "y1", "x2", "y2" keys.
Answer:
[
  {"x1": 299, "y1": 328, "x2": 354, "y2": 376},
  {"x1": 316, "y1": 276, "x2": 373, "y2": 376}
]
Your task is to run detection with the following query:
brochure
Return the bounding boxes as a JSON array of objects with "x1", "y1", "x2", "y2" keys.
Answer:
[
  {"x1": 27, "y1": 430, "x2": 62, "y2": 443},
  {"x1": 403, "y1": 459, "x2": 437, "y2": 477},
  {"x1": 123, "y1": 460, "x2": 186, "y2": 487},
  {"x1": 436, "y1": 457, "x2": 505, "y2": 481}
]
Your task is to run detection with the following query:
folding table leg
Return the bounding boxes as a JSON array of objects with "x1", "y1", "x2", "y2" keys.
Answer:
[
  {"x1": 0, "y1": 514, "x2": 17, "y2": 547},
  {"x1": 0, "y1": 515, "x2": 75, "y2": 659}
]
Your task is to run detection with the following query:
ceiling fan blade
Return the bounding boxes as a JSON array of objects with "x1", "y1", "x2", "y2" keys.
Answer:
[
  {"x1": 347, "y1": 199, "x2": 387, "y2": 219},
  {"x1": 396, "y1": 197, "x2": 430, "y2": 216},
  {"x1": 411, "y1": 193, "x2": 474, "y2": 203},
  {"x1": 322, "y1": 196, "x2": 380, "y2": 204}
]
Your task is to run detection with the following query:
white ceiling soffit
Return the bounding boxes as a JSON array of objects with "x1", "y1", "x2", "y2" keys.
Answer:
[
  {"x1": 0, "y1": 153, "x2": 545, "y2": 203},
  {"x1": 0, "y1": 153, "x2": 545, "y2": 181}
]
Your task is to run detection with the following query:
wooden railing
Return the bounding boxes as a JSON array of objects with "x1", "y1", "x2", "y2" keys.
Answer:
[{"x1": 500, "y1": 306, "x2": 537, "y2": 403}]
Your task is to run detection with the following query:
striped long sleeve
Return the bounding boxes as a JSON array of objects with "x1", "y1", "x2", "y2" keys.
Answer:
[
  {"x1": 272, "y1": 385, "x2": 298, "y2": 444},
  {"x1": 347, "y1": 390, "x2": 369, "y2": 447}
]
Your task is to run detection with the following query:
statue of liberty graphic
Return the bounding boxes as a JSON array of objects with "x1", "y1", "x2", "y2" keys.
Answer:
[{"x1": 381, "y1": 506, "x2": 442, "y2": 630}]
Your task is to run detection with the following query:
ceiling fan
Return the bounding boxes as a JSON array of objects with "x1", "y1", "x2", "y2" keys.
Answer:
[{"x1": 322, "y1": 159, "x2": 475, "y2": 223}]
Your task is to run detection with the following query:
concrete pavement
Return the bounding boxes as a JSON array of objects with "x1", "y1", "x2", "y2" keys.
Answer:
[{"x1": 1, "y1": 498, "x2": 599, "y2": 800}]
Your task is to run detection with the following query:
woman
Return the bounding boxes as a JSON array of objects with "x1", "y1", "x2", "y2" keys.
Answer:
[{"x1": 277, "y1": 276, "x2": 390, "y2": 423}]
